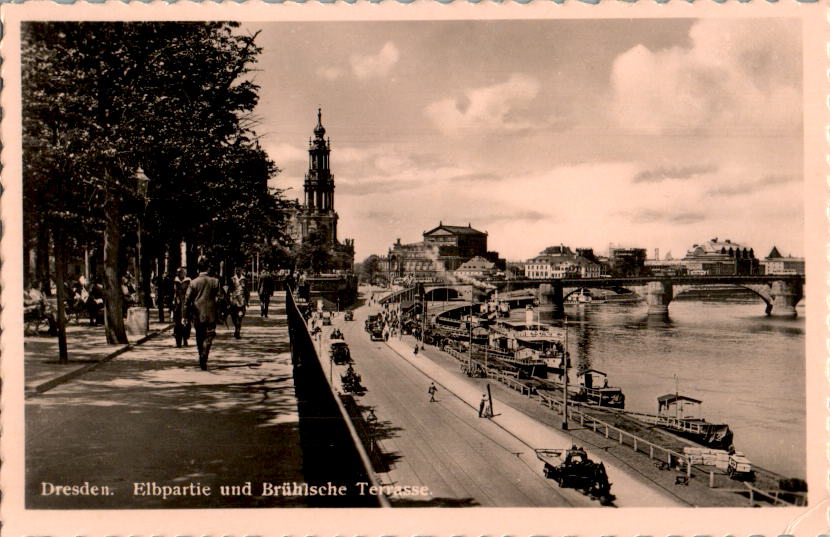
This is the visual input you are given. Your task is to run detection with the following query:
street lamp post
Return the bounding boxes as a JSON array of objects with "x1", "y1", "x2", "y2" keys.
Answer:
[
  {"x1": 366, "y1": 408, "x2": 378, "y2": 454},
  {"x1": 468, "y1": 304, "x2": 473, "y2": 364},
  {"x1": 562, "y1": 315, "x2": 569, "y2": 430},
  {"x1": 133, "y1": 167, "x2": 151, "y2": 334}
]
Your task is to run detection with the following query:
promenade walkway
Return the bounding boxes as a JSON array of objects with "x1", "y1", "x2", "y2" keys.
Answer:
[{"x1": 25, "y1": 293, "x2": 304, "y2": 508}]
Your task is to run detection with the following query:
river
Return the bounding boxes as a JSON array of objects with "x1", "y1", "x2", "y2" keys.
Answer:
[{"x1": 510, "y1": 297, "x2": 806, "y2": 479}]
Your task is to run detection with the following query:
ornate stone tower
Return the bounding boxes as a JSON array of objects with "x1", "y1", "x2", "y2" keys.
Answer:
[{"x1": 299, "y1": 108, "x2": 338, "y2": 245}]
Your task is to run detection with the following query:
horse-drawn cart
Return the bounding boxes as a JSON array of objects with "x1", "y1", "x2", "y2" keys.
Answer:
[{"x1": 535, "y1": 446, "x2": 614, "y2": 505}]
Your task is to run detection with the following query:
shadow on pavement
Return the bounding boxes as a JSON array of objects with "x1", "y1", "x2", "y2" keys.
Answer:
[{"x1": 26, "y1": 309, "x2": 307, "y2": 508}]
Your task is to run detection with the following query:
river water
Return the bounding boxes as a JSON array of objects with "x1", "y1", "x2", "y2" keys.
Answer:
[{"x1": 510, "y1": 298, "x2": 806, "y2": 479}]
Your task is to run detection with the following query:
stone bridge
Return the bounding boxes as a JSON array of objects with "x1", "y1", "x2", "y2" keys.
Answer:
[
  {"x1": 381, "y1": 275, "x2": 804, "y2": 317},
  {"x1": 495, "y1": 276, "x2": 804, "y2": 317}
]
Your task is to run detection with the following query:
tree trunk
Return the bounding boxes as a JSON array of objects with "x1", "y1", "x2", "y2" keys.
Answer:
[
  {"x1": 103, "y1": 191, "x2": 128, "y2": 344},
  {"x1": 186, "y1": 241, "x2": 198, "y2": 278},
  {"x1": 53, "y1": 228, "x2": 69, "y2": 363},
  {"x1": 140, "y1": 224, "x2": 153, "y2": 308},
  {"x1": 36, "y1": 223, "x2": 51, "y2": 295}
]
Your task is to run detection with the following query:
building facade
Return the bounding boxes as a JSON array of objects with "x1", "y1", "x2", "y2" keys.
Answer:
[
  {"x1": 455, "y1": 256, "x2": 497, "y2": 278},
  {"x1": 761, "y1": 246, "x2": 804, "y2": 275},
  {"x1": 607, "y1": 247, "x2": 647, "y2": 277},
  {"x1": 386, "y1": 223, "x2": 501, "y2": 283},
  {"x1": 681, "y1": 238, "x2": 759, "y2": 276},
  {"x1": 525, "y1": 245, "x2": 603, "y2": 279}
]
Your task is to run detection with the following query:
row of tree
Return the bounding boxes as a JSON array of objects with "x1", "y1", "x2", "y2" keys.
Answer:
[{"x1": 22, "y1": 22, "x2": 293, "y2": 353}]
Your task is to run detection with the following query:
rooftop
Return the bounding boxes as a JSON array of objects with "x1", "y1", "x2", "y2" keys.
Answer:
[{"x1": 424, "y1": 222, "x2": 487, "y2": 236}]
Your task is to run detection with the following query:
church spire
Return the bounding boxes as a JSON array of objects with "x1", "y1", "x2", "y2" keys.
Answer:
[{"x1": 314, "y1": 107, "x2": 326, "y2": 138}]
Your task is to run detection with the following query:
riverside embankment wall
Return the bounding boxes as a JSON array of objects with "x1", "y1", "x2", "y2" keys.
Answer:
[{"x1": 286, "y1": 290, "x2": 384, "y2": 507}]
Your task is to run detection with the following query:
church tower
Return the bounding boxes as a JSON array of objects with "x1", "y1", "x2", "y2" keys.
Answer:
[{"x1": 300, "y1": 108, "x2": 338, "y2": 245}]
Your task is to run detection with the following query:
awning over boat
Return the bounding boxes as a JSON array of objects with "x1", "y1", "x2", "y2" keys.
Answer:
[
  {"x1": 657, "y1": 394, "x2": 702, "y2": 414},
  {"x1": 657, "y1": 394, "x2": 702, "y2": 405},
  {"x1": 578, "y1": 369, "x2": 608, "y2": 378}
]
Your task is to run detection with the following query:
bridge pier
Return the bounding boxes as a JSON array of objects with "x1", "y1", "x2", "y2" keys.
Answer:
[
  {"x1": 539, "y1": 282, "x2": 564, "y2": 318},
  {"x1": 645, "y1": 281, "x2": 673, "y2": 316},
  {"x1": 768, "y1": 280, "x2": 802, "y2": 317}
]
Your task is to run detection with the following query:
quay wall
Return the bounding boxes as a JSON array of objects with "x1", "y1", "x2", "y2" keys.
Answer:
[{"x1": 286, "y1": 290, "x2": 383, "y2": 507}]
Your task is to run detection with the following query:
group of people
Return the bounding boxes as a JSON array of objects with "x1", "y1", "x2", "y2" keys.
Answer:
[
  {"x1": 24, "y1": 277, "x2": 106, "y2": 334},
  {"x1": 26, "y1": 260, "x2": 280, "y2": 373},
  {"x1": 168, "y1": 262, "x2": 279, "y2": 370}
]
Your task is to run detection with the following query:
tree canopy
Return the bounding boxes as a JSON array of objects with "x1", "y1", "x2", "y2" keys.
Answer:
[{"x1": 22, "y1": 21, "x2": 292, "y2": 343}]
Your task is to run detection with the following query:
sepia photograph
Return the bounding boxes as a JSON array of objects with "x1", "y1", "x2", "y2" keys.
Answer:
[{"x1": 1, "y1": 2, "x2": 824, "y2": 535}]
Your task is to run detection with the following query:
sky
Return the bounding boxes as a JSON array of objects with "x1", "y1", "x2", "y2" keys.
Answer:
[{"x1": 242, "y1": 18, "x2": 803, "y2": 262}]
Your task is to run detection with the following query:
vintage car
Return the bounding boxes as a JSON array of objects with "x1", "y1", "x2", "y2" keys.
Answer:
[
  {"x1": 329, "y1": 340, "x2": 352, "y2": 365},
  {"x1": 344, "y1": 310, "x2": 354, "y2": 321}
]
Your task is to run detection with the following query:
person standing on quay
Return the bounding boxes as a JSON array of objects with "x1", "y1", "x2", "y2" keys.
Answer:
[
  {"x1": 229, "y1": 266, "x2": 247, "y2": 339},
  {"x1": 185, "y1": 258, "x2": 222, "y2": 371},
  {"x1": 428, "y1": 382, "x2": 437, "y2": 402},
  {"x1": 258, "y1": 269, "x2": 274, "y2": 318},
  {"x1": 172, "y1": 267, "x2": 191, "y2": 348}
]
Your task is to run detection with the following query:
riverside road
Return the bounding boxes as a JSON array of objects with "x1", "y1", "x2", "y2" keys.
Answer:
[
  {"x1": 28, "y1": 290, "x2": 685, "y2": 508},
  {"x1": 333, "y1": 301, "x2": 677, "y2": 507}
]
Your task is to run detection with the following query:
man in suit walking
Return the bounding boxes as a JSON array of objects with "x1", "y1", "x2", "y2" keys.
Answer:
[
  {"x1": 172, "y1": 267, "x2": 192, "y2": 348},
  {"x1": 185, "y1": 257, "x2": 222, "y2": 370}
]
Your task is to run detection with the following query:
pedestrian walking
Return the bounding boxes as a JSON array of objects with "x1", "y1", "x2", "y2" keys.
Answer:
[
  {"x1": 228, "y1": 267, "x2": 247, "y2": 339},
  {"x1": 172, "y1": 267, "x2": 191, "y2": 348},
  {"x1": 479, "y1": 394, "x2": 487, "y2": 417},
  {"x1": 156, "y1": 271, "x2": 174, "y2": 323},
  {"x1": 258, "y1": 269, "x2": 274, "y2": 318},
  {"x1": 428, "y1": 382, "x2": 437, "y2": 402},
  {"x1": 185, "y1": 258, "x2": 222, "y2": 371}
]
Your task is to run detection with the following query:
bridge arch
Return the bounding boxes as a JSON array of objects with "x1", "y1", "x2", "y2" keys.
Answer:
[
  {"x1": 425, "y1": 287, "x2": 460, "y2": 301},
  {"x1": 672, "y1": 283, "x2": 773, "y2": 312}
]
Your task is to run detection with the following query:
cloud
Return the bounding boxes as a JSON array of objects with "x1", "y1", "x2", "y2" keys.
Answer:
[
  {"x1": 350, "y1": 42, "x2": 399, "y2": 80},
  {"x1": 360, "y1": 210, "x2": 399, "y2": 222},
  {"x1": 632, "y1": 163, "x2": 717, "y2": 183},
  {"x1": 266, "y1": 142, "x2": 306, "y2": 164},
  {"x1": 337, "y1": 178, "x2": 422, "y2": 196},
  {"x1": 706, "y1": 172, "x2": 800, "y2": 197},
  {"x1": 610, "y1": 19, "x2": 801, "y2": 134},
  {"x1": 425, "y1": 74, "x2": 541, "y2": 134},
  {"x1": 449, "y1": 172, "x2": 502, "y2": 183},
  {"x1": 629, "y1": 209, "x2": 706, "y2": 225},
  {"x1": 758, "y1": 173, "x2": 798, "y2": 187},
  {"x1": 316, "y1": 66, "x2": 343, "y2": 81},
  {"x1": 480, "y1": 210, "x2": 549, "y2": 223}
]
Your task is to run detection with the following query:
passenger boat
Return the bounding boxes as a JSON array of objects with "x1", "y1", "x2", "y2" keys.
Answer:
[
  {"x1": 629, "y1": 394, "x2": 733, "y2": 449},
  {"x1": 488, "y1": 319, "x2": 567, "y2": 377},
  {"x1": 566, "y1": 289, "x2": 607, "y2": 305},
  {"x1": 536, "y1": 369, "x2": 625, "y2": 409}
]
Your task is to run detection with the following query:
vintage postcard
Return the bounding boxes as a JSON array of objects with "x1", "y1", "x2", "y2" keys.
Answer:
[{"x1": 1, "y1": 1, "x2": 825, "y2": 535}]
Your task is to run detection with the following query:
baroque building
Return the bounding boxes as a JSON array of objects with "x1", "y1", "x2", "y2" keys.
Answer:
[
  {"x1": 288, "y1": 109, "x2": 354, "y2": 272},
  {"x1": 385, "y1": 222, "x2": 502, "y2": 283}
]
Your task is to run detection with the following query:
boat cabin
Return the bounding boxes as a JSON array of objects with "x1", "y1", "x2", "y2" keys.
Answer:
[
  {"x1": 578, "y1": 369, "x2": 609, "y2": 390},
  {"x1": 657, "y1": 394, "x2": 702, "y2": 420}
]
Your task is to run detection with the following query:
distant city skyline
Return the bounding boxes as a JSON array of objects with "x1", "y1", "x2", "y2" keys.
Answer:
[{"x1": 244, "y1": 18, "x2": 803, "y2": 262}]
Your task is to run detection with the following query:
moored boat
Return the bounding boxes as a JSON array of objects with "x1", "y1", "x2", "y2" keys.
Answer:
[{"x1": 628, "y1": 394, "x2": 733, "y2": 449}]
